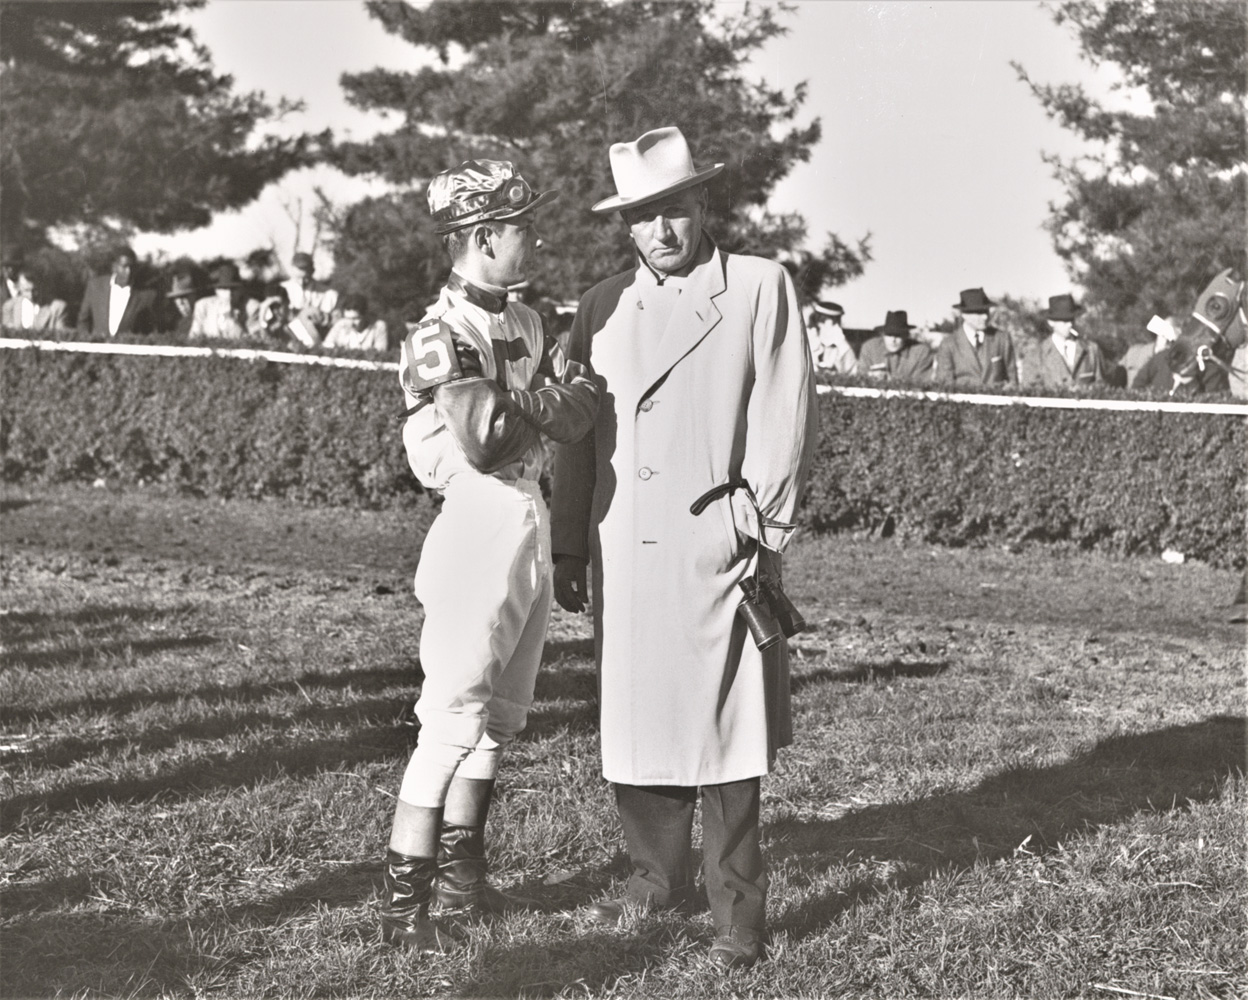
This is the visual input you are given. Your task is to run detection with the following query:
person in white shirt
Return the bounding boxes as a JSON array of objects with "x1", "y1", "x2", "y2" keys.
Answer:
[
  {"x1": 281, "y1": 251, "x2": 339, "y2": 335},
  {"x1": 0, "y1": 269, "x2": 68, "y2": 332},
  {"x1": 806, "y1": 299, "x2": 856, "y2": 373},
  {"x1": 188, "y1": 264, "x2": 249, "y2": 341},
  {"x1": 322, "y1": 293, "x2": 389, "y2": 353}
]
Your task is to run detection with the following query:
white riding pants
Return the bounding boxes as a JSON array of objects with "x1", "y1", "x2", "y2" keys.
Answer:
[{"x1": 412, "y1": 475, "x2": 552, "y2": 752}]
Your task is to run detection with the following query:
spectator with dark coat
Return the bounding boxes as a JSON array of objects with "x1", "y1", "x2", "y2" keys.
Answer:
[
  {"x1": 932, "y1": 287, "x2": 1018, "y2": 386},
  {"x1": 1023, "y1": 294, "x2": 1113, "y2": 388},
  {"x1": 77, "y1": 247, "x2": 157, "y2": 337},
  {"x1": 856, "y1": 310, "x2": 934, "y2": 381},
  {"x1": 1132, "y1": 338, "x2": 1203, "y2": 397}
]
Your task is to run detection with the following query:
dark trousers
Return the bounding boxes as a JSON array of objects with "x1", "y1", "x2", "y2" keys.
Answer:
[{"x1": 614, "y1": 777, "x2": 765, "y2": 931}]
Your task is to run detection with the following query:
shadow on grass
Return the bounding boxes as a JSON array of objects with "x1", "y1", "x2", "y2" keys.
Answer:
[
  {"x1": 7, "y1": 717, "x2": 1240, "y2": 998},
  {"x1": 0, "y1": 710, "x2": 411, "y2": 834},
  {"x1": 1, "y1": 662, "x2": 419, "y2": 726},
  {"x1": 791, "y1": 658, "x2": 949, "y2": 693},
  {"x1": 526, "y1": 658, "x2": 598, "y2": 737},
  {"x1": 0, "y1": 912, "x2": 207, "y2": 1000},
  {"x1": 0, "y1": 603, "x2": 196, "y2": 640},
  {"x1": 7, "y1": 633, "x2": 220, "y2": 671},
  {"x1": 769, "y1": 713, "x2": 1246, "y2": 941}
]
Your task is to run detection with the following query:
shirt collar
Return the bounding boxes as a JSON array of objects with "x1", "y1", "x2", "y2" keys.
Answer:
[
  {"x1": 449, "y1": 270, "x2": 508, "y2": 314},
  {"x1": 634, "y1": 232, "x2": 711, "y2": 287}
]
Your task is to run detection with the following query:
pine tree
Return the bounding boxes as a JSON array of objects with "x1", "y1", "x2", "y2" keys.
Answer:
[
  {"x1": 0, "y1": 1, "x2": 322, "y2": 248},
  {"x1": 329, "y1": 0, "x2": 869, "y2": 319},
  {"x1": 1016, "y1": 0, "x2": 1247, "y2": 338}
]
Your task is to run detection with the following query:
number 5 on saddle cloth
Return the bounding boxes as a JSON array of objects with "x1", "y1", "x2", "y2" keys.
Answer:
[{"x1": 690, "y1": 479, "x2": 808, "y2": 651}]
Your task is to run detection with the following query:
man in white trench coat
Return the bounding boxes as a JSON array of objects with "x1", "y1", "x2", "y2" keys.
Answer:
[{"x1": 550, "y1": 127, "x2": 817, "y2": 970}]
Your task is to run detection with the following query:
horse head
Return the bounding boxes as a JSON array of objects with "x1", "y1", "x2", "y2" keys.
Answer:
[
  {"x1": 1172, "y1": 269, "x2": 1246, "y2": 391},
  {"x1": 1191, "y1": 268, "x2": 1246, "y2": 348}
]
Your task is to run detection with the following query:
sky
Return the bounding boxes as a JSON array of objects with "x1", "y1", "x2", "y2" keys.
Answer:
[{"x1": 133, "y1": 0, "x2": 1125, "y2": 328}]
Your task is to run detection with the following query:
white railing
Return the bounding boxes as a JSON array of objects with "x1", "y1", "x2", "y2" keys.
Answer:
[{"x1": 3, "y1": 337, "x2": 1246, "y2": 415}]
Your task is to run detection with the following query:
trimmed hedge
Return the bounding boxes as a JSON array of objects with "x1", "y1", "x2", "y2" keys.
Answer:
[
  {"x1": 805, "y1": 391, "x2": 1245, "y2": 567},
  {"x1": 0, "y1": 348, "x2": 421, "y2": 510},
  {"x1": 1, "y1": 346, "x2": 1244, "y2": 567}
]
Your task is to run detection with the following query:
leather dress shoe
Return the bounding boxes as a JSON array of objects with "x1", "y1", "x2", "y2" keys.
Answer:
[
  {"x1": 585, "y1": 896, "x2": 633, "y2": 925},
  {"x1": 587, "y1": 892, "x2": 693, "y2": 926},
  {"x1": 709, "y1": 925, "x2": 763, "y2": 969}
]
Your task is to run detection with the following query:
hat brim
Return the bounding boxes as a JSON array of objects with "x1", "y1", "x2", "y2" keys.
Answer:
[
  {"x1": 591, "y1": 163, "x2": 725, "y2": 215},
  {"x1": 435, "y1": 189, "x2": 559, "y2": 235},
  {"x1": 954, "y1": 301, "x2": 994, "y2": 311}
]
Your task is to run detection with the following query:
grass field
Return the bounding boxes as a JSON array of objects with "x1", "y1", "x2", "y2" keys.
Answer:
[{"x1": 1, "y1": 487, "x2": 1244, "y2": 999}]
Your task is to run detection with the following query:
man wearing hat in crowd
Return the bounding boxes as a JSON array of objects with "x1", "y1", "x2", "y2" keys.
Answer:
[
  {"x1": 806, "y1": 299, "x2": 856, "y2": 373},
  {"x1": 162, "y1": 271, "x2": 200, "y2": 338},
  {"x1": 1023, "y1": 294, "x2": 1113, "y2": 388},
  {"x1": 282, "y1": 251, "x2": 339, "y2": 336},
  {"x1": 77, "y1": 246, "x2": 157, "y2": 337},
  {"x1": 550, "y1": 126, "x2": 816, "y2": 971},
  {"x1": 379, "y1": 159, "x2": 598, "y2": 952},
  {"x1": 188, "y1": 263, "x2": 249, "y2": 341},
  {"x1": 932, "y1": 287, "x2": 1018, "y2": 386},
  {"x1": 856, "y1": 310, "x2": 933, "y2": 381}
]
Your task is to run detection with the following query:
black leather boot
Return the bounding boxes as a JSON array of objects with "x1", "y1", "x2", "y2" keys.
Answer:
[
  {"x1": 434, "y1": 822, "x2": 523, "y2": 916},
  {"x1": 380, "y1": 849, "x2": 457, "y2": 952}
]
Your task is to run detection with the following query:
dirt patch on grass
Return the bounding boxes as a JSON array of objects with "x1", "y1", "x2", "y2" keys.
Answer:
[
  {"x1": 2, "y1": 482, "x2": 1244, "y2": 643},
  {"x1": 1, "y1": 483, "x2": 433, "y2": 580}
]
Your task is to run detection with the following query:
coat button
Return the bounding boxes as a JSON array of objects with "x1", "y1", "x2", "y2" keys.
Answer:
[
  {"x1": 638, "y1": 467, "x2": 653, "y2": 480},
  {"x1": 639, "y1": 399, "x2": 653, "y2": 412}
]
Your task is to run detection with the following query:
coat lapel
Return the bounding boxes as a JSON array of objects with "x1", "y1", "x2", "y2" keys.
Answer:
[
  {"x1": 957, "y1": 328, "x2": 984, "y2": 377},
  {"x1": 116, "y1": 288, "x2": 143, "y2": 333},
  {"x1": 634, "y1": 243, "x2": 726, "y2": 405}
]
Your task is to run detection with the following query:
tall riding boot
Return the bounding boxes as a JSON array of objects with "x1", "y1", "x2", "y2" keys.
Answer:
[
  {"x1": 435, "y1": 778, "x2": 529, "y2": 916},
  {"x1": 380, "y1": 849, "x2": 458, "y2": 951}
]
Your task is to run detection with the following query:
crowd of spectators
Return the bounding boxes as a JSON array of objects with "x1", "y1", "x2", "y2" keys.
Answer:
[
  {"x1": 1, "y1": 243, "x2": 1243, "y2": 399},
  {"x1": 807, "y1": 283, "x2": 1247, "y2": 400},
  {"x1": 0, "y1": 244, "x2": 392, "y2": 356}
]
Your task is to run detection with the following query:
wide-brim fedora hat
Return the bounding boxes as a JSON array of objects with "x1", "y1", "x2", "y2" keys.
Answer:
[
  {"x1": 876, "y1": 310, "x2": 915, "y2": 337},
  {"x1": 166, "y1": 273, "x2": 197, "y2": 298},
  {"x1": 591, "y1": 127, "x2": 725, "y2": 215},
  {"x1": 210, "y1": 263, "x2": 244, "y2": 289},
  {"x1": 428, "y1": 159, "x2": 558, "y2": 236},
  {"x1": 953, "y1": 287, "x2": 995, "y2": 313},
  {"x1": 1044, "y1": 293, "x2": 1082, "y2": 321}
]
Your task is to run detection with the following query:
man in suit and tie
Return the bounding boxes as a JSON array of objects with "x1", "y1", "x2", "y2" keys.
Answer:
[
  {"x1": 1023, "y1": 294, "x2": 1112, "y2": 389},
  {"x1": 856, "y1": 310, "x2": 934, "y2": 381},
  {"x1": 932, "y1": 287, "x2": 1018, "y2": 386},
  {"x1": 76, "y1": 246, "x2": 156, "y2": 337}
]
